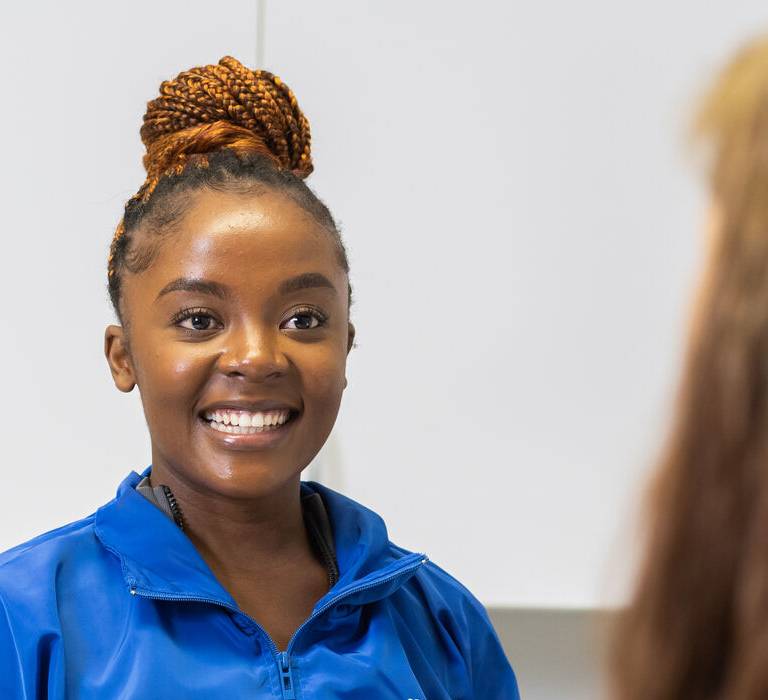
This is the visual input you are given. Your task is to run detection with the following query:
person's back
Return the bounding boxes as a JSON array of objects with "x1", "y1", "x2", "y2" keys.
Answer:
[{"x1": 611, "y1": 33, "x2": 768, "y2": 700}]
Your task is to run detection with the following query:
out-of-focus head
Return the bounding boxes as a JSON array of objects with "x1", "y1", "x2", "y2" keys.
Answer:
[
  {"x1": 691, "y1": 36, "x2": 768, "y2": 340},
  {"x1": 695, "y1": 36, "x2": 768, "y2": 207},
  {"x1": 612, "y1": 34, "x2": 768, "y2": 700}
]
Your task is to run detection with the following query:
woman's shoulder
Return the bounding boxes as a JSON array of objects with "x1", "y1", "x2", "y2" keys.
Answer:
[
  {"x1": 306, "y1": 481, "x2": 492, "y2": 612},
  {"x1": 395, "y1": 549, "x2": 493, "y2": 623},
  {"x1": 0, "y1": 509, "x2": 105, "y2": 600},
  {"x1": 0, "y1": 512, "x2": 99, "y2": 565},
  {"x1": 385, "y1": 549, "x2": 519, "y2": 695}
]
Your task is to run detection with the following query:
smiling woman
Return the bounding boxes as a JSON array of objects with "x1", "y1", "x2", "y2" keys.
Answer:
[{"x1": 0, "y1": 56, "x2": 518, "y2": 699}]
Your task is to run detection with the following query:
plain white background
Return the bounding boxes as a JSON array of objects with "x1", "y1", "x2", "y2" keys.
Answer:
[{"x1": 1, "y1": 1, "x2": 767, "y2": 613}]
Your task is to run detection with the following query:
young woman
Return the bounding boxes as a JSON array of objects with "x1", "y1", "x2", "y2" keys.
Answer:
[
  {"x1": 0, "y1": 57, "x2": 519, "y2": 699},
  {"x1": 611, "y1": 34, "x2": 768, "y2": 700}
]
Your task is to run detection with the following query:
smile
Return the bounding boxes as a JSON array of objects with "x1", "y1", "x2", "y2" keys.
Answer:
[{"x1": 201, "y1": 408, "x2": 294, "y2": 435}]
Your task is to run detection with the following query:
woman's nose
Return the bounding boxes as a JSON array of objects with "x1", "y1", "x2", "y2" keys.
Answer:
[{"x1": 219, "y1": 325, "x2": 290, "y2": 381}]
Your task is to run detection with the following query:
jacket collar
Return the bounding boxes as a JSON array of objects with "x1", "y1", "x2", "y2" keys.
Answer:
[
  {"x1": 94, "y1": 468, "x2": 425, "y2": 611},
  {"x1": 300, "y1": 480, "x2": 426, "y2": 608}
]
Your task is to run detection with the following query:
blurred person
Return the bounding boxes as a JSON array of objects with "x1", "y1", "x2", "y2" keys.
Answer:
[
  {"x1": 0, "y1": 57, "x2": 519, "y2": 699},
  {"x1": 611, "y1": 33, "x2": 768, "y2": 700}
]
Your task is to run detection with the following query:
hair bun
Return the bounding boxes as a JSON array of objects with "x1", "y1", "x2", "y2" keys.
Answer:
[{"x1": 139, "y1": 56, "x2": 312, "y2": 180}]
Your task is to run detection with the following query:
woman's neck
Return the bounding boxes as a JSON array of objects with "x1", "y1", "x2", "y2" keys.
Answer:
[{"x1": 148, "y1": 466, "x2": 312, "y2": 580}]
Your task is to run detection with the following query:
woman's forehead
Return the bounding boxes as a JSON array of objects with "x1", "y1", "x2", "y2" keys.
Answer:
[
  {"x1": 146, "y1": 191, "x2": 340, "y2": 285},
  {"x1": 178, "y1": 188, "x2": 330, "y2": 249}
]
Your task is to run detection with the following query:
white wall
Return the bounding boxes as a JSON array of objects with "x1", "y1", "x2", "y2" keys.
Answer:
[
  {"x1": 0, "y1": 0, "x2": 260, "y2": 548},
  {"x1": 265, "y1": 1, "x2": 768, "y2": 608},
  {"x1": 1, "y1": 1, "x2": 767, "y2": 613}
]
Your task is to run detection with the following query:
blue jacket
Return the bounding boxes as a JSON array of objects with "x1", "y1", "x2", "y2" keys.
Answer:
[{"x1": 0, "y1": 468, "x2": 520, "y2": 699}]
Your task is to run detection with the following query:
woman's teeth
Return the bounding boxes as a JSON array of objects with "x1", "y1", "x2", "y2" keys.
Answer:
[{"x1": 202, "y1": 409, "x2": 292, "y2": 434}]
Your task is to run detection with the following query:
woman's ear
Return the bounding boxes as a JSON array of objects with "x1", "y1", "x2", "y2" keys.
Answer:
[
  {"x1": 343, "y1": 322, "x2": 356, "y2": 389},
  {"x1": 104, "y1": 325, "x2": 137, "y2": 392},
  {"x1": 347, "y1": 321, "x2": 356, "y2": 354}
]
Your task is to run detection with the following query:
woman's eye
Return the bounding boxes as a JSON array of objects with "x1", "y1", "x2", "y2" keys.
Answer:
[
  {"x1": 282, "y1": 310, "x2": 325, "y2": 330},
  {"x1": 176, "y1": 312, "x2": 220, "y2": 331}
]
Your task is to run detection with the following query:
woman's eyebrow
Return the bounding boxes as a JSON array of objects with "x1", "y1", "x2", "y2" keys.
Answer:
[
  {"x1": 278, "y1": 272, "x2": 337, "y2": 295},
  {"x1": 155, "y1": 278, "x2": 230, "y2": 302},
  {"x1": 154, "y1": 273, "x2": 336, "y2": 303}
]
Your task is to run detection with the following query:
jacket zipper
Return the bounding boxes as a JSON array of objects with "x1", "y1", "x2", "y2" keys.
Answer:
[
  {"x1": 279, "y1": 651, "x2": 295, "y2": 699},
  {"x1": 128, "y1": 553, "x2": 428, "y2": 698}
]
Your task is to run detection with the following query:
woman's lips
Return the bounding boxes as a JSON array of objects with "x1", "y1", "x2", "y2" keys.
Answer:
[
  {"x1": 198, "y1": 410, "x2": 299, "y2": 450},
  {"x1": 203, "y1": 407, "x2": 292, "y2": 430}
]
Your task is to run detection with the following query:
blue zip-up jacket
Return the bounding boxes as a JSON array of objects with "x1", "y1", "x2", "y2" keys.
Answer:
[{"x1": 0, "y1": 468, "x2": 520, "y2": 699}]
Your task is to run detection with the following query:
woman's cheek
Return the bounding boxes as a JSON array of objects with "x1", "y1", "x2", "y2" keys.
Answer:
[
  {"x1": 299, "y1": 348, "x2": 348, "y2": 400},
  {"x1": 139, "y1": 349, "x2": 209, "y2": 417}
]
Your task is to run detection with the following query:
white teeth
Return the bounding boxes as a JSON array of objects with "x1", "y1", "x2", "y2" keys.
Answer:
[{"x1": 203, "y1": 408, "x2": 293, "y2": 434}]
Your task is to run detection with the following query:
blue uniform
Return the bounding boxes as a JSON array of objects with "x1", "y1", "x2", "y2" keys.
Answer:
[{"x1": 0, "y1": 468, "x2": 520, "y2": 699}]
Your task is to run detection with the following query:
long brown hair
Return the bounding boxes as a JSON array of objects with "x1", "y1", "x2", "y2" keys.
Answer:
[{"x1": 611, "y1": 34, "x2": 768, "y2": 699}]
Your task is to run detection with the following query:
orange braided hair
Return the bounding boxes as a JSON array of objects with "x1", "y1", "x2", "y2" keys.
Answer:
[{"x1": 107, "y1": 56, "x2": 313, "y2": 280}]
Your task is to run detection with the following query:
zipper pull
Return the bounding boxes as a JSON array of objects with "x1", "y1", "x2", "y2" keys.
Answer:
[{"x1": 279, "y1": 651, "x2": 296, "y2": 699}]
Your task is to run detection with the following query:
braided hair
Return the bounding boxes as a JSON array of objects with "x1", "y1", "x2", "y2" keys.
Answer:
[{"x1": 107, "y1": 56, "x2": 349, "y2": 320}]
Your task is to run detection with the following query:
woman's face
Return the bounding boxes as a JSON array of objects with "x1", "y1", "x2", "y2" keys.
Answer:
[{"x1": 105, "y1": 188, "x2": 354, "y2": 499}]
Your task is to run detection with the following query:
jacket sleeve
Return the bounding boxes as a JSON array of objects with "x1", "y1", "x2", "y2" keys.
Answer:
[
  {"x1": 0, "y1": 591, "x2": 28, "y2": 700},
  {"x1": 463, "y1": 597, "x2": 520, "y2": 700},
  {"x1": 418, "y1": 561, "x2": 521, "y2": 699}
]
